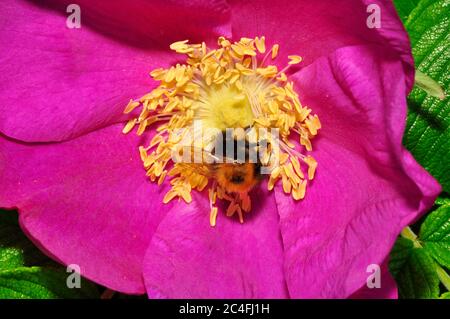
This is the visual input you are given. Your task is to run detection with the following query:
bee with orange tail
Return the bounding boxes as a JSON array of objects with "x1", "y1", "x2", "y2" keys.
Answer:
[
  {"x1": 172, "y1": 128, "x2": 273, "y2": 224},
  {"x1": 210, "y1": 130, "x2": 266, "y2": 194}
]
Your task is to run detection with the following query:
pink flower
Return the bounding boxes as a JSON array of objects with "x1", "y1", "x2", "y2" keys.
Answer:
[{"x1": 0, "y1": 0, "x2": 440, "y2": 298}]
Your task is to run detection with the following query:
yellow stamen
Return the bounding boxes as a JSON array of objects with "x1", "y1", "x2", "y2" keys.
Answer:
[
  {"x1": 124, "y1": 99, "x2": 140, "y2": 114},
  {"x1": 122, "y1": 119, "x2": 137, "y2": 134},
  {"x1": 210, "y1": 207, "x2": 218, "y2": 227},
  {"x1": 255, "y1": 36, "x2": 266, "y2": 54},
  {"x1": 288, "y1": 55, "x2": 303, "y2": 65},
  {"x1": 293, "y1": 179, "x2": 307, "y2": 200},
  {"x1": 169, "y1": 40, "x2": 189, "y2": 51},
  {"x1": 276, "y1": 72, "x2": 287, "y2": 82},
  {"x1": 305, "y1": 156, "x2": 318, "y2": 180},
  {"x1": 123, "y1": 36, "x2": 321, "y2": 226},
  {"x1": 271, "y1": 44, "x2": 279, "y2": 59}
]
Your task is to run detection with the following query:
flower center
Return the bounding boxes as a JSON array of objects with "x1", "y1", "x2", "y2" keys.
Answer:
[
  {"x1": 123, "y1": 36, "x2": 321, "y2": 227},
  {"x1": 197, "y1": 85, "x2": 253, "y2": 130}
]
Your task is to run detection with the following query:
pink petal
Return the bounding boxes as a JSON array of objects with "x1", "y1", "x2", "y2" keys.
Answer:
[
  {"x1": 275, "y1": 45, "x2": 440, "y2": 298},
  {"x1": 142, "y1": 185, "x2": 288, "y2": 298},
  {"x1": 230, "y1": 0, "x2": 414, "y2": 89},
  {"x1": 46, "y1": 0, "x2": 231, "y2": 46},
  {"x1": 350, "y1": 260, "x2": 398, "y2": 299},
  {"x1": 0, "y1": 0, "x2": 231, "y2": 142},
  {"x1": 0, "y1": 124, "x2": 175, "y2": 294}
]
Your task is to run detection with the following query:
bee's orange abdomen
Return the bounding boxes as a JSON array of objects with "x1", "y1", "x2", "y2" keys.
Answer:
[{"x1": 214, "y1": 163, "x2": 260, "y2": 193}]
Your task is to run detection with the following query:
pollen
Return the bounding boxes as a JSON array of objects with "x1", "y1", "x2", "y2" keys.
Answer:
[{"x1": 123, "y1": 36, "x2": 321, "y2": 226}]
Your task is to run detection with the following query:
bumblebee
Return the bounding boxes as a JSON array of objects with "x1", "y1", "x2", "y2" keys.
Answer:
[{"x1": 209, "y1": 130, "x2": 265, "y2": 194}]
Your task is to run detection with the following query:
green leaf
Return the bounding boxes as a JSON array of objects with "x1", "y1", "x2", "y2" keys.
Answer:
[
  {"x1": 389, "y1": 237, "x2": 440, "y2": 298},
  {"x1": 435, "y1": 195, "x2": 450, "y2": 206},
  {"x1": 420, "y1": 204, "x2": 450, "y2": 267},
  {"x1": 440, "y1": 292, "x2": 450, "y2": 299},
  {"x1": 399, "y1": 0, "x2": 450, "y2": 192},
  {"x1": 393, "y1": 0, "x2": 421, "y2": 23},
  {"x1": 0, "y1": 210, "x2": 100, "y2": 298},
  {"x1": 0, "y1": 212, "x2": 55, "y2": 269},
  {"x1": 0, "y1": 267, "x2": 98, "y2": 299}
]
